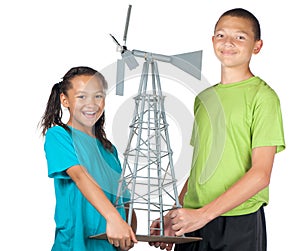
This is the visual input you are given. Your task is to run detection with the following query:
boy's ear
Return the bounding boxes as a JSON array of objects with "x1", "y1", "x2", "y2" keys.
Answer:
[
  {"x1": 60, "y1": 93, "x2": 69, "y2": 108},
  {"x1": 253, "y1": 39, "x2": 263, "y2": 54}
]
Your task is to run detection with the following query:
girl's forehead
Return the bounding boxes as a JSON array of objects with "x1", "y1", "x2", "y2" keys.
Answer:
[{"x1": 71, "y1": 75, "x2": 105, "y2": 91}]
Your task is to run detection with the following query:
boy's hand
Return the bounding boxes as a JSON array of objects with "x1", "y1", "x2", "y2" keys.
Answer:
[
  {"x1": 169, "y1": 208, "x2": 209, "y2": 237},
  {"x1": 149, "y1": 212, "x2": 175, "y2": 251}
]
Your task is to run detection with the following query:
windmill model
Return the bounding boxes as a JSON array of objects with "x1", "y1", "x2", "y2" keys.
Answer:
[{"x1": 91, "y1": 5, "x2": 202, "y2": 244}]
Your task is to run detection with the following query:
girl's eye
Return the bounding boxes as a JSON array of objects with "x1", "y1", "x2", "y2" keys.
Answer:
[
  {"x1": 77, "y1": 95, "x2": 85, "y2": 99},
  {"x1": 95, "y1": 95, "x2": 104, "y2": 99}
]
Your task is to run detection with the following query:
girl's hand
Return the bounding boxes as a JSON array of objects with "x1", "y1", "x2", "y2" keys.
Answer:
[{"x1": 106, "y1": 214, "x2": 138, "y2": 250}]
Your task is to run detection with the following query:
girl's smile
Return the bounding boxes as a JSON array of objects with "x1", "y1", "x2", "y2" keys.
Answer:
[{"x1": 60, "y1": 74, "x2": 106, "y2": 136}]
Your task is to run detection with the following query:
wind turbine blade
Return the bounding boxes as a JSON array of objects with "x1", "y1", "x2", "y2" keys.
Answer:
[
  {"x1": 122, "y1": 50, "x2": 139, "y2": 70},
  {"x1": 110, "y1": 34, "x2": 121, "y2": 46},
  {"x1": 116, "y1": 59, "x2": 125, "y2": 96},
  {"x1": 123, "y1": 4, "x2": 132, "y2": 45},
  {"x1": 171, "y1": 51, "x2": 202, "y2": 80}
]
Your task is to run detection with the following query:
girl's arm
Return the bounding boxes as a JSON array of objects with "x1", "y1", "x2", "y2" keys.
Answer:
[{"x1": 66, "y1": 165, "x2": 137, "y2": 250}]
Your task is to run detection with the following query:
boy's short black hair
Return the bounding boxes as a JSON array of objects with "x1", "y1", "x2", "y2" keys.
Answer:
[{"x1": 215, "y1": 8, "x2": 261, "y2": 41}]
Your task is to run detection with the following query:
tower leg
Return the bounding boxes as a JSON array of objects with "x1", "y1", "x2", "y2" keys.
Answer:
[
  {"x1": 152, "y1": 61, "x2": 181, "y2": 209},
  {"x1": 123, "y1": 60, "x2": 150, "y2": 226}
]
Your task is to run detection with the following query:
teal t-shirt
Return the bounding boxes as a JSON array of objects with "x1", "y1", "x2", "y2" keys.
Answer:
[
  {"x1": 44, "y1": 126, "x2": 127, "y2": 251},
  {"x1": 184, "y1": 76, "x2": 285, "y2": 216}
]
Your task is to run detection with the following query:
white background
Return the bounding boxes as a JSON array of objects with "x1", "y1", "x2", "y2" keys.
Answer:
[{"x1": 0, "y1": 0, "x2": 298, "y2": 250}]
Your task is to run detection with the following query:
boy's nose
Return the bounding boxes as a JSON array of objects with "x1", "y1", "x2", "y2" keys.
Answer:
[
  {"x1": 223, "y1": 37, "x2": 234, "y2": 46},
  {"x1": 224, "y1": 36, "x2": 234, "y2": 46}
]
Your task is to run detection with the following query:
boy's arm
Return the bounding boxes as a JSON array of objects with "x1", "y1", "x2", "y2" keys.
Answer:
[
  {"x1": 170, "y1": 145, "x2": 276, "y2": 236},
  {"x1": 66, "y1": 165, "x2": 137, "y2": 250},
  {"x1": 178, "y1": 178, "x2": 189, "y2": 206}
]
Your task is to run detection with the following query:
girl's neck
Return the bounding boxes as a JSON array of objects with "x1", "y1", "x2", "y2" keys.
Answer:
[{"x1": 67, "y1": 122, "x2": 95, "y2": 137}]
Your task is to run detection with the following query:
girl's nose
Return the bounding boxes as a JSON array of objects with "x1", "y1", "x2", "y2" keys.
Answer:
[
  {"x1": 85, "y1": 97, "x2": 103, "y2": 107},
  {"x1": 85, "y1": 97, "x2": 96, "y2": 106}
]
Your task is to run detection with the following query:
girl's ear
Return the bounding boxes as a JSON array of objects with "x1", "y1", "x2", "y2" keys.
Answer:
[
  {"x1": 253, "y1": 39, "x2": 263, "y2": 54},
  {"x1": 60, "y1": 93, "x2": 69, "y2": 108}
]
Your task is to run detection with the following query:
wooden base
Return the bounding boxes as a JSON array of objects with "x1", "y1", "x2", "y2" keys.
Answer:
[{"x1": 90, "y1": 233, "x2": 202, "y2": 244}]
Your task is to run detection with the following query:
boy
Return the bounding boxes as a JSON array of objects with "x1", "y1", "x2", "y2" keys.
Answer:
[{"x1": 150, "y1": 8, "x2": 285, "y2": 251}]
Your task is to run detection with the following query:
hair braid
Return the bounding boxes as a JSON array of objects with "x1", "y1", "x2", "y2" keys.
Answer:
[
  {"x1": 40, "y1": 82, "x2": 69, "y2": 135},
  {"x1": 95, "y1": 112, "x2": 113, "y2": 151}
]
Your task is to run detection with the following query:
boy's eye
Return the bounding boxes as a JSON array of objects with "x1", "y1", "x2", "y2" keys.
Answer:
[
  {"x1": 215, "y1": 34, "x2": 224, "y2": 38},
  {"x1": 95, "y1": 94, "x2": 104, "y2": 99},
  {"x1": 236, "y1": 36, "x2": 245, "y2": 40},
  {"x1": 77, "y1": 95, "x2": 85, "y2": 99}
]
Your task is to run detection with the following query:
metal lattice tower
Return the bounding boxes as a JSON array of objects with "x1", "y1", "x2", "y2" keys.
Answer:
[{"x1": 115, "y1": 58, "x2": 181, "y2": 236}]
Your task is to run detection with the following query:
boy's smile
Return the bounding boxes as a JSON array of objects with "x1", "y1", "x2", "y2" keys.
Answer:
[{"x1": 212, "y1": 16, "x2": 262, "y2": 71}]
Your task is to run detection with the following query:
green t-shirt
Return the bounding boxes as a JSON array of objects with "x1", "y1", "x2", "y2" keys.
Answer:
[{"x1": 183, "y1": 76, "x2": 285, "y2": 216}]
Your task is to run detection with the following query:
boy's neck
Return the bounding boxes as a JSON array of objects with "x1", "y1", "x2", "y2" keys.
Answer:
[{"x1": 220, "y1": 66, "x2": 254, "y2": 84}]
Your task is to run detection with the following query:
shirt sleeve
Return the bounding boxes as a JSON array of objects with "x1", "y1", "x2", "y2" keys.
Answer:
[
  {"x1": 251, "y1": 88, "x2": 285, "y2": 153},
  {"x1": 190, "y1": 95, "x2": 202, "y2": 147},
  {"x1": 44, "y1": 126, "x2": 80, "y2": 179}
]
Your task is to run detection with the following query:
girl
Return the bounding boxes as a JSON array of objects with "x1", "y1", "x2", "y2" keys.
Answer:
[{"x1": 40, "y1": 66, "x2": 137, "y2": 251}]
